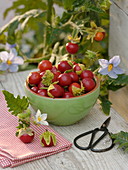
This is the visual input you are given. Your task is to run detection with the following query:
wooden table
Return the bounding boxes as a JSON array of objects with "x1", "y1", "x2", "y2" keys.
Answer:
[{"x1": 0, "y1": 70, "x2": 128, "y2": 170}]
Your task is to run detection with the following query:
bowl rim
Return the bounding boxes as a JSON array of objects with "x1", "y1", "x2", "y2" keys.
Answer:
[{"x1": 25, "y1": 76, "x2": 100, "y2": 100}]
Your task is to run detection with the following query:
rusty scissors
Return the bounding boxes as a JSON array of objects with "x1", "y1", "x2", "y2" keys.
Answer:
[{"x1": 74, "y1": 117, "x2": 115, "y2": 152}]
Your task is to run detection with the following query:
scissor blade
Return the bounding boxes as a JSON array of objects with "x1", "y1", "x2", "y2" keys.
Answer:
[{"x1": 100, "y1": 117, "x2": 111, "y2": 128}]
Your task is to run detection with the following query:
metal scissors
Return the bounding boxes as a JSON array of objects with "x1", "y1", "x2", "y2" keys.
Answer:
[{"x1": 74, "y1": 117, "x2": 115, "y2": 152}]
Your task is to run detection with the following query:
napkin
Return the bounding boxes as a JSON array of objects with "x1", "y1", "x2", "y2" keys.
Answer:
[{"x1": 0, "y1": 91, "x2": 72, "y2": 168}]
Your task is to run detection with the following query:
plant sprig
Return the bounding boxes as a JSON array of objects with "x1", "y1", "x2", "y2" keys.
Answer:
[
  {"x1": 2, "y1": 90, "x2": 29, "y2": 116},
  {"x1": 2, "y1": 90, "x2": 31, "y2": 131},
  {"x1": 111, "y1": 131, "x2": 128, "y2": 152}
]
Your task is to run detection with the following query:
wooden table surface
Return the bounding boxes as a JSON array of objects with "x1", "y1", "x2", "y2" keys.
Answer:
[{"x1": 0, "y1": 70, "x2": 128, "y2": 170}]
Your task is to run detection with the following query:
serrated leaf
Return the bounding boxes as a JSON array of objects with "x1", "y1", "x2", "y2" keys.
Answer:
[
  {"x1": 111, "y1": 131, "x2": 128, "y2": 152},
  {"x1": 2, "y1": 90, "x2": 29, "y2": 116},
  {"x1": 109, "y1": 74, "x2": 128, "y2": 86},
  {"x1": 99, "y1": 96, "x2": 112, "y2": 115},
  {"x1": 108, "y1": 74, "x2": 128, "y2": 91}
]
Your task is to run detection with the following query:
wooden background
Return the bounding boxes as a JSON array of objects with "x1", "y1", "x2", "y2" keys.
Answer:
[{"x1": 0, "y1": 0, "x2": 128, "y2": 121}]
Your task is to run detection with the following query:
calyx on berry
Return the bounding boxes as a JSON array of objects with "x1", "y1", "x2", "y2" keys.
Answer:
[
  {"x1": 73, "y1": 63, "x2": 85, "y2": 75},
  {"x1": 70, "y1": 83, "x2": 85, "y2": 96},
  {"x1": 42, "y1": 70, "x2": 54, "y2": 86},
  {"x1": 16, "y1": 127, "x2": 34, "y2": 137},
  {"x1": 40, "y1": 130, "x2": 57, "y2": 147}
]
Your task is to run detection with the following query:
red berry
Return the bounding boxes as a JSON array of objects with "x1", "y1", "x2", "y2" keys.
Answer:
[
  {"x1": 37, "y1": 89, "x2": 48, "y2": 97},
  {"x1": 41, "y1": 136, "x2": 54, "y2": 147},
  {"x1": 19, "y1": 132, "x2": 35, "y2": 143},
  {"x1": 94, "y1": 32, "x2": 105, "y2": 41},
  {"x1": 63, "y1": 92, "x2": 74, "y2": 98},
  {"x1": 51, "y1": 66, "x2": 58, "y2": 74},
  {"x1": 82, "y1": 78, "x2": 96, "y2": 92},
  {"x1": 40, "y1": 71, "x2": 45, "y2": 77},
  {"x1": 58, "y1": 73, "x2": 72, "y2": 86},
  {"x1": 48, "y1": 84, "x2": 64, "y2": 98},
  {"x1": 40, "y1": 130, "x2": 57, "y2": 147},
  {"x1": 52, "y1": 71, "x2": 61, "y2": 83},
  {"x1": 66, "y1": 42, "x2": 79, "y2": 54},
  {"x1": 37, "y1": 81, "x2": 45, "y2": 89},
  {"x1": 68, "y1": 82, "x2": 81, "y2": 94},
  {"x1": 58, "y1": 60, "x2": 72, "y2": 73},
  {"x1": 28, "y1": 72, "x2": 41, "y2": 85},
  {"x1": 80, "y1": 70, "x2": 94, "y2": 79},
  {"x1": 73, "y1": 63, "x2": 85, "y2": 75},
  {"x1": 68, "y1": 72, "x2": 79, "y2": 82},
  {"x1": 31, "y1": 86, "x2": 38, "y2": 93},
  {"x1": 38, "y1": 60, "x2": 52, "y2": 72}
]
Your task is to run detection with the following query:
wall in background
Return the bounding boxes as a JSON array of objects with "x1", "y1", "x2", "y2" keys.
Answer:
[
  {"x1": 109, "y1": 0, "x2": 128, "y2": 122},
  {"x1": 0, "y1": 0, "x2": 14, "y2": 27},
  {"x1": 109, "y1": 0, "x2": 128, "y2": 74}
]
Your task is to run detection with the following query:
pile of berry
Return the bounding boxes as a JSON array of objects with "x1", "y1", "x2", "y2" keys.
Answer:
[{"x1": 27, "y1": 60, "x2": 96, "y2": 98}]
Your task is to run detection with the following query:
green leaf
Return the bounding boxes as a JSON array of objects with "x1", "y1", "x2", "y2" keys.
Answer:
[
  {"x1": 62, "y1": 0, "x2": 76, "y2": 10},
  {"x1": 46, "y1": 26, "x2": 62, "y2": 46},
  {"x1": 2, "y1": 90, "x2": 29, "y2": 116},
  {"x1": 3, "y1": 0, "x2": 47, "y2": 18},
  {"x1": 0, "y1": 9, "x2": 46, "y2": 35},
  {"x1": 108, "y1": 74, "x2": 128, "y2": 91},
  {"x1": 111, "y1": 131, "x2": 128, "y2": 152},
  {"x1": 87, "y1": 6, "x2": 104, "y2": 13},
  {"x1": 7, "y1": 20, "x2": 19, "y2": 44},
  {"x1": 99, "y1": 96, "x2": 112, "y2": 115},
  {"x1": 0, "y1": 34, "x2": 6, "y2": 44}
]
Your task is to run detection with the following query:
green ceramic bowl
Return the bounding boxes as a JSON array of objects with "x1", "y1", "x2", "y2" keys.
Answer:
[{"x1": 24, "y1": 77, "x2": 100, "y2": 126}]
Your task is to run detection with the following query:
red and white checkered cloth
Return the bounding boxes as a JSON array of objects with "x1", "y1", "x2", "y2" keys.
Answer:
[{"x1": 0, "y1": 91, "x2": 72, "y2": 168}]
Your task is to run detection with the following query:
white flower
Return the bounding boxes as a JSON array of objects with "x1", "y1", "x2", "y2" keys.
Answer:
[
  {"x1": 0, "y1": 48, "x2": 24, "y2": 72},
  {"x1": 34, "y1": 110, "x2": 49, "y2": 125},
  {"x1": 5, "y1": 43, "x2": 16, "y2": 51},
  {"x1": 98, "y1": 55, "x2": 124, "y2": 79}
]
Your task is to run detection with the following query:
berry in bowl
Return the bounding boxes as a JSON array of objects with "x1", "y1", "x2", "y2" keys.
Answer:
[{"x1": 24, "y1": 60, "x2": 100, "y2": 126}]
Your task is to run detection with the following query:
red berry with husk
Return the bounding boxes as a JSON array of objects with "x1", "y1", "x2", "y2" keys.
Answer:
[
  {"x1": 37, "y1": 89, "x2": 48, "y2": 97},
  {"x1": 58, "y1": 60, "x2": 72, "y2": 73},
  {"x1": 58, "y1": 73, "x2": 72, "y2": 86},
  {"x1": 38, "y1": 60, "x2": 52, "y2": 72},
  {"x1": 66, "y1": 42, "x2": 79, "y2": 54},
  {"x1": 82, "y1": 78, "x2": 96, "y2": 92},
  {"x1": 31, "y1": 86, "x2": 38, "y2": 93},
  {"x1": 28, "y1": 72, "x2": 41, "y2": 85},
  {"x1": 68, "y1": 72, "x2": 79, "y2": 82},
  {"x1": 73, "y1": 63, "x2": 85, "y2": 75},
  {"x1": 80, "y1": 70, "x2": 94, "y2": 79},
  {"x1": 17, "y1": 128, "x2": 35, "y2": 144},
  {"x1": 69, "y1": 82, "x2": 84, "y2": 96},
  {"x1": 40, "y1": 130, "x2": 57, "y2": 147},
  {"x1": 48, "y1": 84, "x2": 64, "y2": 98},
  {"x1": 63, "y1": 92, "x2": 74, "y2": 98},
  {"x1": 52, "y1": 71, "x2": 61, "y2": 83},
  {"x1": 41, "y1": 70, "x2": 54, "y2": 86}
]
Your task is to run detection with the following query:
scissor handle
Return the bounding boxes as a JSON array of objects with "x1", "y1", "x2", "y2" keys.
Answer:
[
  {"x1": 91, "y1": 129, "x2": 115, "y2": 152},
  {"x1": 73, "y1": 128, "x2": 99, "y2": 150},
  {"x1": 74, "y1": 128, "x2": 115, "y2": 152}
]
